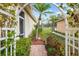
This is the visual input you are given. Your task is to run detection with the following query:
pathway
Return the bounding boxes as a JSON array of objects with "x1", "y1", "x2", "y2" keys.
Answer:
[{"x1": 30, "y1": 40, "x2": 47, "y2": 56}]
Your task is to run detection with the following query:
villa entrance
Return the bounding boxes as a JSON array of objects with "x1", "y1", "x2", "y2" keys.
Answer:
[{"x1": 0, "y1": 3, "x2": 79, "y2": 56}]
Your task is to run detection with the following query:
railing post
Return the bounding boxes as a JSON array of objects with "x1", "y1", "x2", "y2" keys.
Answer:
[
  {"x1": 0, "y1": 27, "x2": 1, "y2": 56},
  {"x1": 5, "y1": 21, "x2": 8, "y2": 56},
  {"x1": 52, "y1": 4, "x2": 69, "y2": 56},
  {"x1": 72, "y1": 31, "x2": 75, "y2": 55},
  {"x1": 65, "y1": 29, "x2": 68, "y2": 56},
  {"x1": 14, "y1": 7, "x2": 19, "y2": 56},
  {"x1": 78, "y1": 30, "x2": 79, "y2": 55},
  {"x1": 10, "y1": 44, "x2": 12, "y2": 56},
  {"x1": 68, "y1": 32, "x2": 70, "y2": 56}
]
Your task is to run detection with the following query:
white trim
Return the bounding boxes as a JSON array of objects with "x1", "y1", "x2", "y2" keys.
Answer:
[
  {"x1": 52, "y1": 31, "x2": 65, "y2": 38},
  {"x1": 0, "y1": 9, "x2": 14, "y2": 17},
  {"x1": 19, "y1": 3, "x2": 28, "y2": 13},
  {"x1": 52, "y1": 31, "x2": 79, "y2": 41},
  {"x1": 72, "y1": 32, "x2": 75, "y2": 54},
  {"x1": 66, "y1": 28, "x2": 79, "y2": 31},
  {"x1": 2, "y1": 28, "x2": 15, "y2": 31},
  {"x1": 53, "y1": 4, "x2": 69, "y2": 56},
  {"x1": 78, "y1": 30, "x2": 79, "y2": 55},
  {"x1": 19, "y1": 16, "x2": 25, "y2": 20},
  {"x1": 19, "y1": 10, "x2": 25, "y2": 37},
  {"x1": 68, "y1": 43, "x2": 78, "y2": 50},
  {"x1": 53, "y1": 31, "x2": 79, "y2": 56},
  {"x1": 68, "y1": 32, "x2": 70, "y2": 56},
  {"x1": 0, "y1": 47, "x2": 6, "y2": 51},
  {"x1": 10, "y1": 44, "x2": 12, "y2": 56},
  {"x1": 0, "y1": 37, "x2": 6, "y2": 41}
]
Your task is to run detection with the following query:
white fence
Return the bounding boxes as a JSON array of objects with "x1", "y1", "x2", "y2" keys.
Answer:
[
  {"x1": 53, "y1": 28, "x2": 79, "y2": 56},
  {"x1": 66, "y1": 28, "x2": 79, "y2": 56},
  {"x1": 0, "y1": 22, "x2": 16, "y2": 56},
  {"x1": 0, "y1": 9, "x2": 16, "y2": 56}
]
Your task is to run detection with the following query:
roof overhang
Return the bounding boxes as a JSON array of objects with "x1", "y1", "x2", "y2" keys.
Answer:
[{"x1": 18, "y1": 3, "x2": 36, "y2": 23}]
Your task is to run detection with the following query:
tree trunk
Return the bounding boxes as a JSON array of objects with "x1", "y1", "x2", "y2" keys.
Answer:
[
  {"x1": 52, "y1": 23, "x2": 55, "y2": 31},
  {"x1": 36, "y1": 14, "x2": 41, "y2": 39}
]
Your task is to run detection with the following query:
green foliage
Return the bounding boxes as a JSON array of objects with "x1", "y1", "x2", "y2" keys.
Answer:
[
  {"x1": 46, "y1": 33, "x2": 65, "y2": 56},
  {"x1": 75, "y1": 31, "x2": 79, "y2": 37},
  {"x1": 67, "y1": 3, "x2": 79, "y2": 9},
  {"x1": 0, "y1": 49, "x2": 6, "y2": 56},
  {"x1": 54, "y1": 31, "x2": 65, "y2": 35},
  {"x1": 29, "y1": 29, "x2": 36, "y2": 39},
  {"x1": 34, "y1": 3, "x2": 52, "y2": 13},
  {"x1": 0, "y1": 3, "x2": 17, "y2": 15},
  {"x1": 33, "y1": 3, "x2": 53, "y2": 38},
  {"x1": 38, "y1": 26, "x2": 42, "y2": 34},
  {"x1": 50, "y1": 15, "x2": 58, "y2": 23},
  {"x1": 67, "y1": 9, "x2": 74, "y2": 15},
  {"x1": 40, "y1": 27, "x2": 52, "y2": 41},
  {"x1": 7, "y1": 31, "x2": 15, "y2": 37},
  {"x1": 16, "y1": 37, "x2": 32, "y2": 56},
  {"x1": 7, "y1": 31, "x2": 15, "y2": 47}
]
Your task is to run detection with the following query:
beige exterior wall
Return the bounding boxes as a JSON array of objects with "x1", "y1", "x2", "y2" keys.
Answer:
[
  {"x1": 15, "y1": 9, "x2": 35, "y2": 38},
  {"x1": 56, "y1": 20, "x2": 65, "y2": 33},
  {"x1": 24, "y1": 11, "x2": 35, "y2": 37}
]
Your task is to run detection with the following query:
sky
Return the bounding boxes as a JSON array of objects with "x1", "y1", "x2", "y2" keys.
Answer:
[
  {"x1": 32, "y1": 3, "x2": 67, "y2": 24},
  {"x1": 33, "y1": 4, "x2": 60, "y2": 17}
]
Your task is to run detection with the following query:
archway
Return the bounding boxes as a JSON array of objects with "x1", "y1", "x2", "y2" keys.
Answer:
[{"x1": 52, "y1": 4, "x2": 79, "y2": 56}]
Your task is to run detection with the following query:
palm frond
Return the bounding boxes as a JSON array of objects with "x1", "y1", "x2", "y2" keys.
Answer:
[
  {"x1": 33, "y1": 3, "x2": 51, "y2": 13},
  {"x1": 43, "y1": 11, "x2": 53, "y2": 14}
]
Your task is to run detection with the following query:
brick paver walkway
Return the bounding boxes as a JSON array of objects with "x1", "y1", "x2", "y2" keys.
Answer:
[
  {"x1": 30, "y1": 45, "x2": 47, "y2": 56},
  {"x1": 30, "y1": 40, "x2": 47, "y2": 56}
]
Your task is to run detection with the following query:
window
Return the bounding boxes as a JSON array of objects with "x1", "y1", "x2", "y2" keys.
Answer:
[{"x1": 19, "y1": 11, "x2": 25, "y2": 36}]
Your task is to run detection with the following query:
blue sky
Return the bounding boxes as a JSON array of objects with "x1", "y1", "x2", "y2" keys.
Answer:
[
  {"x1": 32, "y1": 4, "x2": 67, "y2": 24},
  {"x1": 49, "y1": 4, "x2": 60, "y2": 14},
  {"x1": 33, "y1": 4, "x2": 60, "y2": 17}
]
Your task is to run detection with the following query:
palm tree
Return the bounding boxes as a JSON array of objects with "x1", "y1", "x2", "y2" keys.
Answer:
[
  {"x1": 50, "y1": 15, "x2": 58, "y2": 31},
  {"x1": 33, "y1": 3, "x2": 52, "y2": 39}
]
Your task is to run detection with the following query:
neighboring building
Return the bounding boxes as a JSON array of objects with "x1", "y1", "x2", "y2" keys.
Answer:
[{"x1": 55, "y1": 19, "x2": 65, "y2": 33}]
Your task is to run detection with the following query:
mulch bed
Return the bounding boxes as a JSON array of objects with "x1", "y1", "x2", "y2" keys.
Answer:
[{"x1": 32, "y1": 39, "x2": 45, "y2": 45}]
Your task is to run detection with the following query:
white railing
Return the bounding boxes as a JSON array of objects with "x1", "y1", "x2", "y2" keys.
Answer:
[
  {"x1": 0, "y1": 27, "x2": 16, "y2": 56},
  {"x1": 53, "y1": 28, "x2": 79, "y2": 56},
  {"x1": 66, "y1": 28, "x2": 79, "y2": 56},
  {"x1": 0, "y1": 9, "x2": 14, "y2": 17},
  {"x1": 0, "y1": 8, "x2": 17, "y2": 56}
]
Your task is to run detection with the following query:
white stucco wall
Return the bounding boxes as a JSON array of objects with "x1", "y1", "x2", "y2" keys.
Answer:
[
  {"x1": 15, "y1": 9, "x2": 35, "y2": 38},
  {"x1": 24, "y1": 11, "x2": 35, "y2": 37}
]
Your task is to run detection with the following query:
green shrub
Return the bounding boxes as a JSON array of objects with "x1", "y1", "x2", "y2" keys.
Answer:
[
  {"x1": 40, "y1": 27, "x2": 52, "y2": 41},
  {"x1": 29, "y1": 29, "x2": 36, "y2": 39},
  {"x1": 46, "y1": 33, "x2": 65, "y2": 56},
  {"x1": 75, "y1": 31, "x2": 79, "y2": 37},
  {"x1": 16, "y1": 37, "x2": 32, "y2": 56}
]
